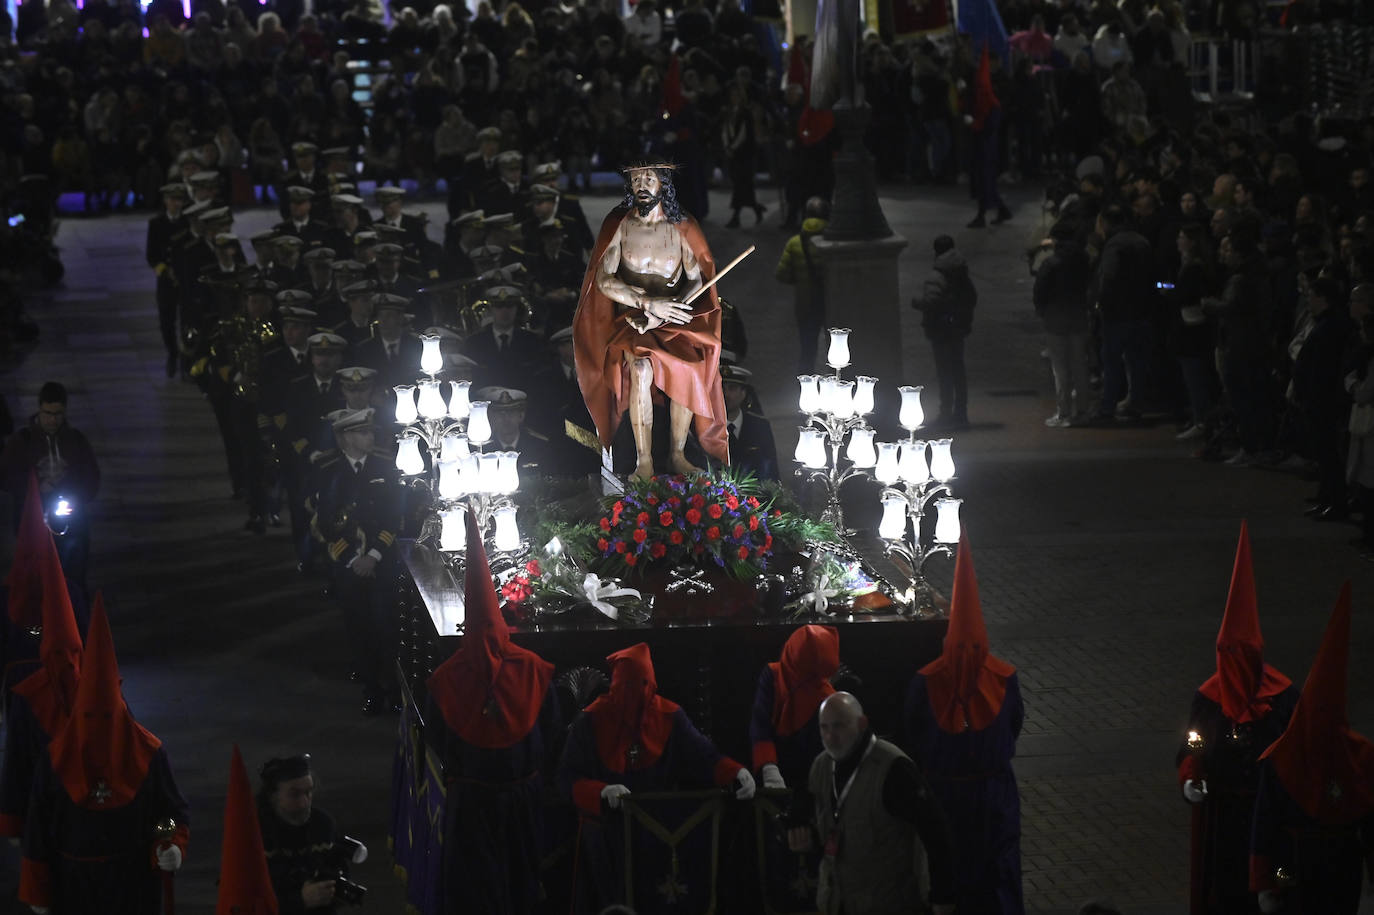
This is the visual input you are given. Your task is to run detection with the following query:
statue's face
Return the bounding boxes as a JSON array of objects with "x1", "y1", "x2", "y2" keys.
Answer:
[{"x1": 628, "y1": 168, "x2": 664, "y2": 216}]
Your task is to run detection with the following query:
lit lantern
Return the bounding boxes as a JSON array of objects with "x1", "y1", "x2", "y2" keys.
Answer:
[
  {"x1": 438, "y1": 507, "x2": 466, "y2": 551},
  {"x1": 395, "y1": 435, "x2": 425, "y2": 476},
  {"x1": 492, "y1": 506, "x2": 521, "y2": 552},
  {"x1": 798, "y1": 428, "x2": 827, "y2": 469},
  {"x1": 929, "y1": 438, "x2": 956, "y2": 482},
  {"x1": 818, "y1": 376, "x2": 839, "y2": 414},
  {"x1": 440, "y1": 433, "x2": 469, "y2": 462},
  {"x1": 477, "y1": 452, "x2": 502, "y2": 493},
  {"x1": 416, "y1": 380, "x2": 447, "y2": 419},
  {"x1": 456, "y1": 454, "x2": 479, "y2": 495},
  {"x1": 393, "y1": 385, "x2": 418, "y2": 425},
  {"x1": 448, "y1": 380, "x2": 471, "y2": 419},
  {"x1": 831, "y1": 380, "x2": 856, "y2": 419},
  {"x1": 879, "y1": 493, "x2": 908, "y2": 541},
  {"x1": 498, "y1": 451, "x2": 521, "y2": 494},
  {"x1": 874, "y1": 442, "x2": 901, "y2": 484},
  {"x1": 467, "y1": 401, "x2": 492, "y2": 445},
  {"x1": 898, "y1": 385, "x2": 925, "y2": 432},
  {"x1": 437, "y1": 459, "x2": 462, "y2": 499},
  {"x1": 845, "y1": 427, "x2": 877, "y2": 469},
  {"x1": 419, "y1": 334, "x2": 444, "y2": 375},
  {"x1": 797, "y1": 375, "x2": 822, "y2": 414},
  {"x1": 853, "y1": 376, "x2": 877, "y2": 415},
  {"x1": 934, "y1": 498, "x2": 962, "y2": 544},
  {"x1": 898, "y1": 440, "x2": 929, "y2": 485},
  {"x1": 826, "y1": 328, "x2": 852, "y2": 369}
]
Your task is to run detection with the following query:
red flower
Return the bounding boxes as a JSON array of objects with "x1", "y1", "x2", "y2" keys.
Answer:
[
  {"x1": 636, "y1": 512, "x2": 650, "y2": 526},
  {"x1": 733, "y1": 524, "x2": 745, "y2": 539},
  {"x1": 667, "y1": 496, "x2": 681, "y2": 507},
  {"x1": 686, "y1": 508, "x2": 702, "y2": 525},
  {"x1": 597, "y1": 537, "x2": 609, "y2": 551},
  {"x1": 725, "y1": 495, "x2": 739, "y2": 510},
  {"x1": 737, "y1": 545, "x2": 750, "y2": 560},
  {"x1": 646, "y1": 495, "x2": 659, "y2": 506},
  {"x1": 690, "y1": 494, "x2": 706, "y2": 509},
  {"x1": 633, "y1": 529, "x2": 647, "y2": 544},
  {"x1": 650, "y1": 543, "x2": 667, "y2": 559},
  {"x1": 615, "y1": 541, "x2": 628, "y2": 554},
  {"x1": 708, "y1": 503, "x2": 724, "y2": 519},
  {"x1": 749, "y1": 516, "x2": 759, "y2": 531},
  {"x1": 706, "y1": 526, "x2": 721, "y2": 541},
  {"x1": 747, "y1": 496, "x2": 760, "y2": 508},
  {"x1": 626, "y1": 554, "x2": 638, "y2": 567},
  {"x1": 524, "y1": 559, "x2": 542, "y2": 576},
  {"x1": 773, "y1": 510, "x2": 783, "y2": 518},
  {"x1": 764, "y1": 534, "x2": 773, "y2": 549},
  {"x1": 612, "y1": 501, "x2": 624, "y2": 524},
  {"x1": 599, "y1": 517, "x2": 611, "y2": 531},
  {"x1": 659, "y1": 511, "x2": 674, "y2": 526},
  {"x1": 669, "y1": 530, "x2": 684, "y2": 545}
]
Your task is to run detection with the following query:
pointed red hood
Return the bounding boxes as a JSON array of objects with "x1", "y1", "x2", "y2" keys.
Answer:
[
  {"x1": 1261, "y1": 582, "x2": 1374, "y2": 822},
  {"x1": 10, "y1": 556, "x2": 83, "y2": 736},
  {"x1": 426, "y1": 513, "x2": 552, "y2": 748},
  {"x1": 587, "y1": 642, "x2": 680, "y2": 772},
  {"x1": 216, "y1": 745, "x2": 279, "y2": 915},
  {"x1": 47, "y1": 596, "x2": 161, "y2": 809},
  {"x1": 1199, "y1": 522, "x2": 1290, "y2": 722},
  {"x1": 8, "y1": 472, "x2": 49, "y2": 629},
  {"x1": 919, "y1": 533, "x2": 1015, "y2": 733},
  {"x1": 971, "y1": 45, "x2": 1000, "y2": 130},
  {"x1": 769, "y1": 625, "x2": 838, "y2": 737}
]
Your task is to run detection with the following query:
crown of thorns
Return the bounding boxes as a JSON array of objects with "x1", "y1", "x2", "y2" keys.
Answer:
[{"x1": 620, "y1": 160, "x2": 678, "y2": 173}]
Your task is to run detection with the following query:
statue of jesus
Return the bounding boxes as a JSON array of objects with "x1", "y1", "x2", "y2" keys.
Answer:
[{"x1": 572, "y1": 163, "x2": 729, "y2": 481}]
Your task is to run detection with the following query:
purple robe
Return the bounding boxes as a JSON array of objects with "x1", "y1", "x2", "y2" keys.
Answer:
[
  {"x1": 748, "y1": 666, "x2": 823, "y2": 788},
  {"x1": 905, "y1": 670, "x2": 1025, "y2": 915}
]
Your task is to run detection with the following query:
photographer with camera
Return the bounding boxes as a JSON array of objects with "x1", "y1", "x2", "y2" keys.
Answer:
[{"x1": 258, "y1": 755, "x2": 368, "y2": 913}]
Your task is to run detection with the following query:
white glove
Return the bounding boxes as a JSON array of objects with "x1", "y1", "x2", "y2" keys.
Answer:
[
  {"x1": 1182, "y1": 779, "x2": 1207, "y2": 804},
  {"x1": 30, "y1": 907, "x2": 49, "y2": 914},
  {"x1": 156, "y1": 844, "x2": 183, "y2": 872},
  {"x1": 734, "y1": 768, "x2": 756, "y2": 800},
  {"x1": 601, "y1": 784, "x2": 631, "y2": 809},
  {"x1": 1258, "y1": 889, "x2": 1283, "y2": 913},
  {"x1": 351, "y1": 842, "x2": 368, "y2": 865},
  {"x1": 760, "y1": 763, "x2": 786, "y2": 790}
]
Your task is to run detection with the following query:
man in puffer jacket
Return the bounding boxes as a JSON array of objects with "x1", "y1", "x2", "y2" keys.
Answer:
[
  {"x1": 913, "y1": 235, "x2": 978, "y2": 428},
  {"x1": 776, "y1": 197, "x2": 830, "y2": 372}
]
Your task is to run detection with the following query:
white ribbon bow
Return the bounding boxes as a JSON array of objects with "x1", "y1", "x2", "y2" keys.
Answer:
[
  {"x1": 582, "y1": 573, "x2": 641, "y2": 620},
  {"x1": 799, "y1": 573, "x2": 842, "y2": 615}
]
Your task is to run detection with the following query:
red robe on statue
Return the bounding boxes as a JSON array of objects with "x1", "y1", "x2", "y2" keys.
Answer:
[{"x1": 572, "y1": 205, "x2": 730, "y2": 465}]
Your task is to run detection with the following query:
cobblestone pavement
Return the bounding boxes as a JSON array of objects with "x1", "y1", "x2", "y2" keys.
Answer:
[{"x1": 3, "y1": 181, "x2": 1370, "y2": 914}]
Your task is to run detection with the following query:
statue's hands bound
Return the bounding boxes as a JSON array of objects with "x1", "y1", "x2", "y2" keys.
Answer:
[{"x1": 641, "y1": 297, "x2": 694, "y2": 326}]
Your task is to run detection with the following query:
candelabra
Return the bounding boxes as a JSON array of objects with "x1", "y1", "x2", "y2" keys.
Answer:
[
  {"x1": 793, "y1": 328, "x2": 879, "y2": 532},
  {"x1": 392, "y1": 334, "x2": 525, "y2": 562},
  {"x1": 873, "y1": 387, "x2": 962, "y2": 613}
]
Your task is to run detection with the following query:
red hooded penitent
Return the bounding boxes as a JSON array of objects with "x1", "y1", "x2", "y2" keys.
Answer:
[
  {"x1": 1260, "y1": 582, "x2": 1374, "y2": 823},
  {"x1": 47, "y1": 596, "x2": 161, "y2": 809},
  {"x1": 10, "y1": 541, "x2": 84, "y2": 738},
  {"x1": 216, "y1": 745, "x2": 279, "y2": 915},
  {"x1": 918, "y1": 533, "x2": 1015, "y2": 733},
  {"x1": 586, "y1": 642, "x2": 680, "y2": 772},
  {"x1": 770, "y1": 624, "x2": 839, "y2": 737},
  {"x1": 1198, "y1": 521, "x2": 1291, "y2": 723},
  {"x1": 425, "y1": 512, "x2": 553, "y2": 748}
]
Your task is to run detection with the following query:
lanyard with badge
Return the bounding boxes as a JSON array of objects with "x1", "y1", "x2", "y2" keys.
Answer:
[{"x1": 825, "y1": 735, "x2": 875, "y2": 860}]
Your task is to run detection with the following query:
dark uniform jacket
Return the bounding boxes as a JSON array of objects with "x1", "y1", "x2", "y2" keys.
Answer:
[
  {"x1": 354, "y1": 333, "x2": 423, "y2": 390},
  {"x1": 145, "y1": 211, "x2": 187, "y2": 284},
  {"x1": 278, "y1": 374, "x2": 346, "y2": 462},
  {"x1": 728, "y1": 410, "x2": 779, "y2": 481},
  {"x1": 276, "y1": 169, "x2": 332, "y2": 220},
  {"x1": 312, "y1": 450, "x2": 403, "y2": 565},
  {"x1": 463, "y1": 326, "x2": 545, "y2": 389},
  {"x1": 272, "y1": 217, "x2": 333, "y2": 251}
]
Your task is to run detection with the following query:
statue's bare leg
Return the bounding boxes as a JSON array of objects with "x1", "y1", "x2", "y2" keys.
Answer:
[
  {"x1": 628, "y1": 356, "x2": 655, "y2": 481},
  {"x1": 669, "y1": 402, "x2": 702, "y2": 475}
]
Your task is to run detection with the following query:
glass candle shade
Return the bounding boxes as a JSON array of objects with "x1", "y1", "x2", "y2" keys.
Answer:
[
  {"x1": 440, "y1": 433, "x2": 469, "y2": 462},
  {"x1": 845, "y1": 427, "x2": 877, "y2": 469},
  {"x1": 419, "y1": 334, "x2": 444, "y2": 375},
  {"x1": 798, "y1": 427, "x2": 827, "y2": 469},
  {"x1": 395, "y1": 435, "x2": 425, "y2": 476},
  {"x1": 497, "y1": 451, "x2": 520, "y2": 494},
  {"x1": 929, "y1": 438, "x2": 956, "y2": 482},
  {"x1": 437, "y1": 459, "x2": 462, "y2": 499},
  {"x1": 853, "y1": 376, "x2": 877, "y2": 416},
  {"x1": 393, "y1": 385, "x2": 418, "y2": 425},
  {"x1": 416, "y1": 380, "x2": 447, "y2": 419},
  {"x1": 447, "y1": 380, "x2": 471, "y2": 419},
  {"x1": 831, "y1": 380, "x2": 856, "y2": 419},
  {"x1": 477, "y1": 452, "x2": 502, "y2": 493},
  {"x1": 898, "y1": 385, "x2": 925, "y2": 432},
  {"x1": 466, "y1": 401, "x2": 492, "y2": 446},
  {"x1": 438, "y1": 506, "x2": 466, "y2": 551},
  {"x1": 826, "y1": 328, "x2": 852, "y2": 369},
  {"x1": 797, "y1": 374, "x2": 822, "y2": 414},
  {"x1": 934, "y1": 498, "x2": 962, "y2": 544},
  {"x1": 898, "y1": 440, "x2": 929, "y2": 485},
  {"x1": 493, "y1": 506, "x2": 521, "y2": 552},
  {"x1": 874, "y1": 442, "x2": 901, "y2": 484},
  {"x1": 879, "y1": 493, "x2": 908, "y2": 541}
]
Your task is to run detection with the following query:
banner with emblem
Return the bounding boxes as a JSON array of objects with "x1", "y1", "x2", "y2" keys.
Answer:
[
  {"x1": 620, "y1": 790, "x2": 724, "y2": 914},
  {"x1": 754, "y1": 790, "x2": 820, "y2": 915},
  {"x1": 415, "y1": 744, "x2": 447, "y2": 915},
  {"x1": 389, "y1": 692, "x2": 420, "y2": 881}
]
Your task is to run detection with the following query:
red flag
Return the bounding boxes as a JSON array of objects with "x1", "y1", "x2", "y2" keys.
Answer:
[{"x1": 216, "y1": 745, "x2": 279, "y2": 915}]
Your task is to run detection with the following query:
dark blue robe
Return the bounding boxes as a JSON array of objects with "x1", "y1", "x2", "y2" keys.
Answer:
[
  {"x1": 1250, "y1": 760, "x2": 1374, "y2": 915},
  {"x1": 904, "y1": 670, "x2": 1026, "y2": 915},
  {"x1": 0, "y1": 693, "x2": 46, "y2": 835}
]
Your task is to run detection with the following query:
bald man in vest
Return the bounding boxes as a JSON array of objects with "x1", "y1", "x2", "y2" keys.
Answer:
[{"x1": 786, "y1": 692, "x2": 956, "y2": 915}]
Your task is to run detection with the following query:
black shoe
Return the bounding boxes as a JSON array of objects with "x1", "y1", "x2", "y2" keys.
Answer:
[
  {"x1": 243, "y1": 516, "x2": 266, "y2": 534},
  {"x1": 991, "y1": 206, "x2": 1013, "y2": 225},
  {"x1": 966, "y1": 214, "x2": 986, "y2": 229},
  {"x1": 753, "y1": 205, "x2": 767, "y2": 224},
  {"x1": 725, "y1": 214, "x2": 741, "y2": 228}
]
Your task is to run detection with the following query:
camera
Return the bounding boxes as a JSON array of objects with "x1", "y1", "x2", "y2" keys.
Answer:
[
  {"x1": 314, "y1": 837, "x2": 368, "y2": 906},
  {"x1": 44, "y1": 494, "x2": 75, "y2": 536}
]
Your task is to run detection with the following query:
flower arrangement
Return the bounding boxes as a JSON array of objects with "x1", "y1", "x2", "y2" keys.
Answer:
[
  {"x1": 588, "y1": 472, "x2": 833, "y2": 580},
  {"x1": 496, "y1": 540, "x2": 650, "y2": 624}
]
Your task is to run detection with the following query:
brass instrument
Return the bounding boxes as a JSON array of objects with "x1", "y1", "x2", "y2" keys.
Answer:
[{"x1": 221, "y1": 315, "x2": 280, "y2": 401}]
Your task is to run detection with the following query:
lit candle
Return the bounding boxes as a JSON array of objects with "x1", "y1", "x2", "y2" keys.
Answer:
[
  {"x1": 456, "y1": 454, "x2": 479, "y2": 495},
  {"x1": 929, "y1": 438, "x2": 956, "y2": 482},
  {"x1": 879, "y1": 493, "x2": 908, "y2": 541},
  {"x1": 416, "y1": 380, "x2": 447, "y2": 419},
  {"x1": 478, "y1": 452, "x2": 502, "y2": 493},
  {"x1": 831, "y1": 380, "x2": 855, "y2": 419},
  {"x1": 440, "y1": 433, "x2": 469, "y2": 462},
  {"x1": 799, "y1": 428, "x2": 827, "y2": 469},
  {"x1": 898, "y1": 440, "x2": 929, "y2": 485},
  {"x1": 874, "y1": 442, "x2": 901, "y2": 484},
  {"x1": 794, "y1": 426, "x2": 811, "y2": 465},
  {"x1": 448, "y1": 380, "x2": 471, "y2": 419},
  {"x1": 419, "y1": 334, "x2": 444, "y2": 375},
  {"x1": 493, "y1": 506, "x2": 521, "y2": 552},
  {"x1": 898, "y1": 385, "x2": 924, "y2": 432},
  {"x1": 437, "y1": 458, "x2": 462, "y2": 499},
  {"x1": 393, "y1": 385, "x2": 418, "y2": 425},
  {"x1": 395, "y1": 435, "x2": 425, "y2": 476},
  {"x1": 438, "y1": 506, "x2": 466, "y2": 551},
  {"x1": 826, "y1": 328, "x2": 852, "y2": 369},
  {"x1": 933, "y1": 498, "x2": 962, "y2": 544},
  {"x1": 467, "y1": 401, "x2": 492, "y2": 445},
  {"x1": 797, "y1": 374, "x2": 822, "y2": 414},
  {"x1": 498, "y1": 451, "x2": 521, "y2": 494},
  {"x1": 853, "y1": 376, "x2": 877, "y2": 415},
  {"x1": 846, "y1": 427, "x2": 877, "y2": 469},
  {"x1": 818, "y1": 376, "x2": 839, "y2": 415}
]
